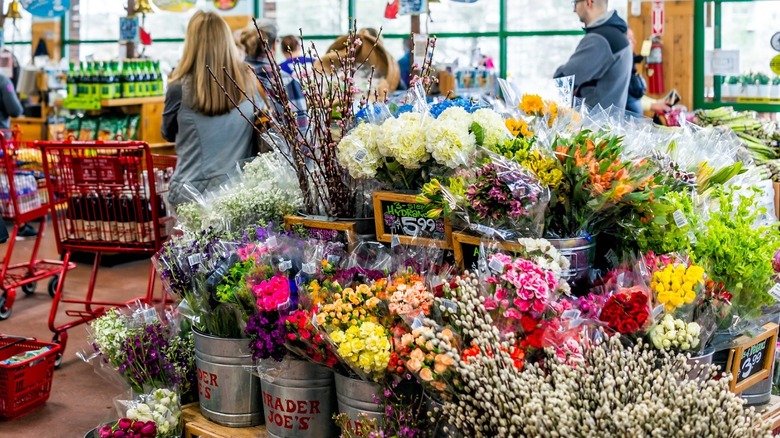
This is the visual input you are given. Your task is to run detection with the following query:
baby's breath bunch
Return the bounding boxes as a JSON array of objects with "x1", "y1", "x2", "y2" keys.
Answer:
[{"x1": 435, "y1": 273, "x2": 770, "y2": 437}]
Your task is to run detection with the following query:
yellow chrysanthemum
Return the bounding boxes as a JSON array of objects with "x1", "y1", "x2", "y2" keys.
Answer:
[{"x1": 520, "y1": 94, "x2": 544, "y2": 116}]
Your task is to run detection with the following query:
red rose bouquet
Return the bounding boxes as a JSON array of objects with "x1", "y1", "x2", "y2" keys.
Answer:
[{"x1": 599, "y1": 286, "x2": 651, "y2": 335}]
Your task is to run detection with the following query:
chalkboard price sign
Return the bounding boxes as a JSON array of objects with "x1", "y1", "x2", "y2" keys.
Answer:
[
  {"x1": 452, "y1": 232, "x2": 526, "y2": 272},
  {"x1": 283, "y1": 215, "x2": 357, "y2": 250},
  {"x1": 726, "y1": 322, "x2": 778, "y2": 393},
  {"x1": 373, "y1": 192, "x2": 452, "y2": 249}
]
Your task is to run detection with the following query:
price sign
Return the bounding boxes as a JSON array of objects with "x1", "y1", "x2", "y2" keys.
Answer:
[
  {"x1": 373, "y1": 191, "x2": 452, "y2": 249},
  {"x1": 726, "y1": 322, "x2": 778, "y2": 393},
  {"x1": 119, "y1": 17, "x2": 140, "y2": 43},
  {"x1": 452, "y1": 231, "x2": 526, "y2": 273},
  {"x1": 283, "y1": 215, "x2": 357, "y2": 250}
]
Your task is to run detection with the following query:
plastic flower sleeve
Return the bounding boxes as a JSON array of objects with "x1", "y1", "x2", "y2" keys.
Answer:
[
  {"x1": 116, "y1": 387, "x2": 182, "y2": 438},
  {"x1": 443, "y1": 150, "x2": 550, "y2": 240},
  {"x1": 598, "y1": 268, "x2": 654, "y2": 337}
]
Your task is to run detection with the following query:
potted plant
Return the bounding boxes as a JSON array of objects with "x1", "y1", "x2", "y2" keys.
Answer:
[
  {"x1": 772, "y1": 77, "x2": 780, "y2": 99},
  {"x1": 742, "y1": 72, "x2": 758, "y2": 98},
  {"x1": 756, "y1": 72, "x2": 771, "y2": 98},
  {"x1": 723, "y1": 76, "x2": 740, "y2": 99}
]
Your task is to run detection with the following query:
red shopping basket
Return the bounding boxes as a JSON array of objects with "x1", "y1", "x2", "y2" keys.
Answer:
[{"x1": 0, "y1": 335, "x2": 60, "y2": 419}]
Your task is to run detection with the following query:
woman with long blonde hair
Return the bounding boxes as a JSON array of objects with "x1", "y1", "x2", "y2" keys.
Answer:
[{"x1": 162, "y1": 10, "x2": 258, "y2": 209}]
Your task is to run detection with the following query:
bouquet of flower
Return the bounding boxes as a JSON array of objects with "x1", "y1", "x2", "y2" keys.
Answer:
[
  {"x1": 97, "y1": 418, "x2": 157, "y2": 438},
  {"x1": 649, "y1": 313, "x2": 701, "y2": 352},
  {"x1": 518, "y1": 93, "x2": 559, "y2": 129},
  {"x1": 87, "y1": 306, "x2": 195, "y2": 395},
  {"x1": 315, "y1": 281, "x2": 392, "y2": 381},
  {"x1": 598, "y1": 286, "x2": 651, "y2": 336},
  {"x1": 418, "y1": 152, "x2": 550, "y2": 239},
  {"x1": 173, "y1": 152, "x2": 303, "y2": 234},
  {"x1": 649, "y1": 259, "x2": 705, "y2": 313},
  {"x1": 547, "y1": 130, "x2": 656, "y2": 238}
]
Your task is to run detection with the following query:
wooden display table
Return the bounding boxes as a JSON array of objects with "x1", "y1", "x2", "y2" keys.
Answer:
[
  {"x1": 182, "y1": 403, "x2": 268, "y2": 438},
  {"x1": 761, "y1": 395, "x2": 780, "y2": 436}
]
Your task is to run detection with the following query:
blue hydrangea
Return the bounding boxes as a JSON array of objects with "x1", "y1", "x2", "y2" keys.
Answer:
[
  {"x1": 355, "y1": 105, "x2": 384, "y2": 123},
  {"x1": 394, "y1": 104, "x2": 414, "y2": 116}
]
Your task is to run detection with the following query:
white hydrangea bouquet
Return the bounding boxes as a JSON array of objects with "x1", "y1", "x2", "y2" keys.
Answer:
[{"x1": 336, "y1": 98, "x2": 512, "y2": 191}]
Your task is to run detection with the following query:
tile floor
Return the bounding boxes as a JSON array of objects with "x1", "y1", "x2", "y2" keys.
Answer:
[{"x1": 0, "y1": 219, "x2": 163, "y2": 437}]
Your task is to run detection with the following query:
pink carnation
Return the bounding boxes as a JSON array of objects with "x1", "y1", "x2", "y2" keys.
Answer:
[{"x1": 254, "y1": 274, "x2": 291, "y2": 312}]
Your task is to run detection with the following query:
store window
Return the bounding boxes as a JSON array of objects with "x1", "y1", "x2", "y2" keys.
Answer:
[
  {"x1": 506, "y1": 35, "x2": 581, "y2": 93},
  {"x1": 427, "y1": 0, "x2": 500, "y2": 34},
  {"x1": 78, "y1": 0, "x2": 124, "y2": 41},
  {"x1": 433, "y1": 37, "x2": 499, "y2": 72},
  {"x1": 274, "y1": 0, "x2": 348, "y2": 37},
  {"x1": 354, "y1": 0, "x2": 411, "y2": 36},
  {"x1": 506, "y1": 0, "x2": 628, "y2": 31}
]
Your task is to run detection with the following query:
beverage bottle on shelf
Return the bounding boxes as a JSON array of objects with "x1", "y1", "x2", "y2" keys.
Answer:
[
  {"x1": 150, "y1": 61, "x2": 162, "y2": 96},
  {"x1": 84, "y1": 191, "x2": 102, "y2": 241},
  {"x1": 67, "y1": 62, "x2": 78, "y2": 97},
  {"x1": 137, "y1": 171, "x2": 153, "y2": 243},
  {"x1": 116, "y1": 190, "x2": 136, "y2": 243},
  {"x1": 138, "y1": 61, "x2": 148, "y2": 97},
  {"x1": 98, "y1": 62, "x2": 108, "y2": 99},
  {"x1": 121, "y1": 60, "x2": 136, "y2": 98},
  {"x1": 88, "y1": 62, "x2": 100, "y2": 98},
  {"x1": 110, "y1": 61, "x2": 122, "y2": 98},
  {"x1": 135, "y1": 61, "x2": 146, "y2": 97},
  {"x1": 76, "y1": 62, "x2": 86, "y2": 96}
]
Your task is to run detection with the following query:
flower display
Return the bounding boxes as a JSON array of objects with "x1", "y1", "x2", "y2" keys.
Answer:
[
  {"x1": 98, "y1": 418, "x2": 157, "y2": 438},
  {"x1": 471, "y1": 108, "x2": 512, "y2": 148},
  {"x1": 124, "y1": 388, "x2": 181, "y2": 438},
  {"x1": 330, "y1": 322, "x2": 392, "y2": 377},
  {"x1": 483, "y1": 253, "x2": 561, "y2": 320},
  {"x1": 245, "y1": 311, "x2": 288, "y2": 361},
  {"x1": 315, "y1": 282, "x2": 382, "y2": 329},
  {"x1": 386, "y1": 272, "x2": 433, "y2": 319},
  {"x1": 377, "y1": 112, "x2": 432, "y2": 170},
  {"x1": 505, "y1": 117, "x2": 533, "y2": 138},
  {"x1": 465, "y1": 160, "x2": 549, "y2": 237},
  {"x1": 425, "y1": 107, "x2": 477, "y2": 169},
  {"x1": 283, "y1": 309, "x2": 340, "y2": 368},
  {"x1": 253, "y1": 273, "x2": 292, "y2": 312},
  {"x1": 650, "y1": 314, "x2": 701, "y2": 351},
  {"x1": 335, "y1": 122, "x2": 383, "y2": 179},
  {"x1": 598, "y1": 288, "x2": 650, "y2": 335},
  {"x1": 651, "y1": 263, "x2": 705, "y2": 312}
]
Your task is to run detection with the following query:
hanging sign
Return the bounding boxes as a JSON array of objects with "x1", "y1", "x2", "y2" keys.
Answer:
[
  {"x1": 20, "y1": 0, "x2": 69, "y2": 18},
  {"x1": 399, "y1": 0, "x2": 427, "y2": 15},
  {"x1": 651, "y1": 1, "x2": 664, "y2": 36},
  {"x1": 213, "y1": 0, "x2": 238, "y2": 10},
  {"x1": 152, "y1": 0, "x2": 196, "y2": 12},
  {"x1": 771, "y1": 54, "x2": 780, "y2": 76},
  {"x1": 119, "y1": 17, "x2": 140, "y2": 43},
  {"x1": 725, "y1": 323, "x2": 778, "y2": 393}
]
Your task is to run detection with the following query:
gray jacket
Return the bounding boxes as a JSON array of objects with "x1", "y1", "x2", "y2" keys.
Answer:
[
  {"x1": 554, "y1": 10, "x2": 632, "y2": 110},
  {"x1": 0, "y1": 75, "x2": 22, "y2": 130},
  {"x1": 161, "y1": 79, "x2": 255, "y2": 209}
]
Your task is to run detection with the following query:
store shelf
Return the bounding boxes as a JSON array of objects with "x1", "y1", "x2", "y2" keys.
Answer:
[
  {"x1": 100, "y1": 96, "x2": 165, "y2": 107},
  {"x1": 182, "y1": 403, "x2": 268, "y2": 438}
]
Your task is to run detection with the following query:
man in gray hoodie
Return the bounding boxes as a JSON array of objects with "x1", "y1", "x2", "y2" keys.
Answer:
[{"x1": 554, "y1": 0, "x2": 632, "y2": 110}]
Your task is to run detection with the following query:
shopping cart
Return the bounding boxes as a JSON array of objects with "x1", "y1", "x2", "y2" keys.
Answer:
[
  {"x1": 38, "y1": 140, "x2": 176, "y2": 365},
  {"x1": 0, "y1": 130, "x2": 75, "y2": 320}
]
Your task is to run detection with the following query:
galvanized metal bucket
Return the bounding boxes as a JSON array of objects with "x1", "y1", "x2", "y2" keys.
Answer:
[
  {"x1": 686, "y1": 346, "x2": 715, "y2": 381},
  {"x1": 261, "y1": 359, "x2": 337, "y2": 438},
  {"x1": 549, "y1": 236, "x2": 596, "y2": 284},
  {"x1": 193, "y1": 329, "x2": 263, "y2": 427},
  {"x1": 334, "y1": 373, "x2": 383, "y2": 434}
]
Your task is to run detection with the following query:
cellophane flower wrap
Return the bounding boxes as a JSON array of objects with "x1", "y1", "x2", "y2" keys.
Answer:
[
  {"x1": 85, "y1": 305, "x2": 195, "y2": 397},
  {"x1": 547, "y1": 130, "x2": 656, "y2": 239},
  {"x1": 314, "y1": 278, "x2": 392, "y2": 382},
  {"x1": 598, "y1": 279, "x2": 652, "y2": 336},
  {"x1": 118, "y1": 388, "x2": 182, "y2": 438}
]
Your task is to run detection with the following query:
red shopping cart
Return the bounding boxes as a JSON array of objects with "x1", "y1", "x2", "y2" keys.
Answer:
[
  {"x1": 0, "y1": 129, "x2": 75, "y2": 320},
  {"x1": 37, "y1": 140, "x2": 176, "y2": 364}
]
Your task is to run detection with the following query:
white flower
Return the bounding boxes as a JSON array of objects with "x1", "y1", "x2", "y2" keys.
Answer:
[
  {"x1": 378, "y1": 112, "x2": 432, "y2": 169},
  {"x1": 687, "y1": 322, "x2": 701, "y2": 337},
  {"x1": 336, "y1": 122, "x2": 383, "y2": 179},
  {"x1": 471, "y1": 108, "x2": 512, "y2": 148},
  {"x1": 426, "y1": 107, "x2": 477, "y2": 169}
]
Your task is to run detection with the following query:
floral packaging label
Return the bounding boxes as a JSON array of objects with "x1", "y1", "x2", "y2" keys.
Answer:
[{"x1": 768, "y1": 284, "x2": 780, "y2": 302}]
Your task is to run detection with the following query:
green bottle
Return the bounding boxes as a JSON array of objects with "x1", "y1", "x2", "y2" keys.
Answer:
[
  {"x1": 67, "y1": 62, "x2": 77, "y2": 97},
  {"x1": 77, "y1": 62, "x2": 86, "y2": 96},
  {"x1": 122, "y1": 60, "x2": 136, "y2": 98},
  {"x1": 88, "y1": 62, "x2": 100, "y2": 97},
  {"x1": 155, "y1": 61, "x2": 164, "y2": 96},
  {"x1": 99, "y1": 61, "x2": 111, "y2": 99},
  {"x1": 112, "y1": 61, "x2": 122, "y2": 98}
]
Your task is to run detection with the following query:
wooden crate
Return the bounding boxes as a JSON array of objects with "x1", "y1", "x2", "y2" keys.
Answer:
[
  {"x1": 183, "y1": 403, "x2": 268, "y2": 438},
  {"x1": 762, "y1": 395, "x2": 780, "y2": 435}
]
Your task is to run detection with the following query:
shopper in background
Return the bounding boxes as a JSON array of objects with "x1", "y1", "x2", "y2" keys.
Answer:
[
  {"x1": 278, "y1": 35, "x2": 314, "y2": 78},
  {"x1": 359, "y1": 27, "x2": 383, "y2": 45},
  {"x1": 397, "y1": 37, "x2": 412, "y2": 90},
  {"x1": 0, "y1": 63, "x2": 33, "y2": 239},
  {"x1": 625, "y1": 28, "x2": 671, "y2": 116},
  {"x1": 241, "y1": 21, "x2": 308, "y2": 132},
  {"x1": 554, "y1": 0, "x2": 632, "y2": 110},
  {"x1": 161, "y1": 10, "x2": 257, "y2": 210}
]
